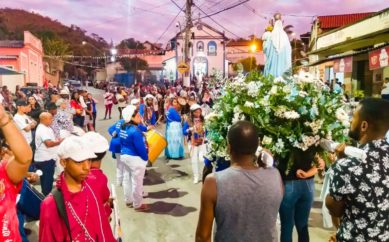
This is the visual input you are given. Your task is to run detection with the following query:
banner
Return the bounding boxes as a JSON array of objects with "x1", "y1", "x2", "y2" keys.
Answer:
[
  {"x1": 369, "y1": 46, "x2": 389, "y2": 70},
  {"x1": 333, "y1": 56, "x2": 353, "y2": 73}
]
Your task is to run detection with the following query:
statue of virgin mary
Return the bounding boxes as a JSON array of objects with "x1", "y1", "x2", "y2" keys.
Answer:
[{"x1": 263, "y1": 13, "x2": 292, "y2": 77}]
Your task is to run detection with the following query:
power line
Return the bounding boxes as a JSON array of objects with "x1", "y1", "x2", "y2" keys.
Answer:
[
  {"x1": 193, "y1": 4, "x2": 241, "y2": 39},
  {"x1": 199, "y1": 0, "x2": 249, "y2": 20},
  {"x1": 243, "y1": 3, "x2": 267, "y2": 19},
  {"x1": 199, "y1": 0, "x2": 233, "y2": 12},
  {"x1": 154, "y1": 2, "x2": 186, "y2": 44}
]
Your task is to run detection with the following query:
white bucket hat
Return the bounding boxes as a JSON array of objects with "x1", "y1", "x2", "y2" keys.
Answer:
[
  {"x1": 144, "y1": 94, "x2": 155, "y2": 102},
  {"x1": 82, "y1": 132, "x2": 109, "y2": 154},
  {"x1": 190, "y1": 103, "x2": 202, "y2": 111},
  {"x1": 57, "y1": 136, "x2": 97, "y2": 162},
  {"x1": 130, "y1": 98, "x2": 140, "y2": 105},
  {"x1": 122, "y1": 105, "x2": 137, "y2": 122}
]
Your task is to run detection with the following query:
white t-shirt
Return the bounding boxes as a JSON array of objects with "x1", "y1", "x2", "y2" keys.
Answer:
[
  {"x1": 13, "y1": 113, "x2": 33, "y2": 144},
  {"x1": 381, "y1": 83, "x2": 389, "y2": 95},
  {"x1": 103, "y1": 92, "x2": 114, "y2": 105},
  {"x1": 0, "y1": 93, "x2": 4, "y2": 105},
  {"x1": 34, "y1": 124, "x2": 58, "y2": 162}
]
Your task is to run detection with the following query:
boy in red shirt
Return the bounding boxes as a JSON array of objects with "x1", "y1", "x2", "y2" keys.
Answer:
[
  {"x1": 82, "y1": 132, "x2": 112, "y2": 219},
  {"x1": 39, "y1": 136, "x2": 116, "y2": 241}
]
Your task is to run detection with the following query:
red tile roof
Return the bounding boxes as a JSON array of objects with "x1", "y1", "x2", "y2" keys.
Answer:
[{"x1": 318, "y1": 13, "x2": 374, "y2": 29}]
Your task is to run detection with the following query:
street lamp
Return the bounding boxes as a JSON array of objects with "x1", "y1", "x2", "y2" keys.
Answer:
[
  {"x1": 82, "y1": 41, "x2": 107, "y2": 68},
  {"x1": 250, "y1": 44, "x2": 257, "y2": 53},
  {"x1": 110, "y1": 48, "x2": 118, "y2": 55}
]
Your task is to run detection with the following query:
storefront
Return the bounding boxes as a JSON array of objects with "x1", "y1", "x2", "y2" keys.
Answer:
[
  {"x1": 309, "y1": 8, "x2": 389, "y2": 97},
  {"x1": 369, "y1": 46, "x2": 389, "y2": 94}
]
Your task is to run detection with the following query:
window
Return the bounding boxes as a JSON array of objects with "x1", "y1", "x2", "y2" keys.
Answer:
[
  {"x1": 197, "y1": 41, "x2": 204, "y2": 52},
  {"x1": 207, "y1": 41, "x2": 217, "y2": 56}
]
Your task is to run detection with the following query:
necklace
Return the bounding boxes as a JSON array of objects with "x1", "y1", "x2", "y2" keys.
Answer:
[{"x1": 66, "y1": 191, "x2": 95, "y2": 242}]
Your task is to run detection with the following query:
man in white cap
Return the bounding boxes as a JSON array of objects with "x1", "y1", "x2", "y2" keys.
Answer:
[
  {"x1": 62, "y1": 83, "x2": 70, "y2": 95},
  {"x1": 119, "y1": 105, "x2": 149, "y2": 211},
  {"x1": 82, "y1": 131, "x2": 113, "y2": 219},
  {"x1": 39, "y1": 136, "x2": 116, "y2": 241}
]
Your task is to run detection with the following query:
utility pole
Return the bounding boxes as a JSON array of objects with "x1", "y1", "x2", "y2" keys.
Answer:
[{"x1": 183, "y1": 0, "x2": 192, "y2": 87}]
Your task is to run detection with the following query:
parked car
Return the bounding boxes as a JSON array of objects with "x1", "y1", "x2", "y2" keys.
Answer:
[
  {"x1": 20, "y1": 86, "x2": 46, "y2": 97},
  {"x1": 107, "y1": 81, "x2": 121, "y2": 92},
  {"x1": 64, "y1": 79, "x2": 82, "y2": 92}
]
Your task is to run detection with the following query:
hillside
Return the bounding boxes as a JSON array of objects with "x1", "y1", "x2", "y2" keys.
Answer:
[{"x1": 0, "y1": 8, "x2": 108, "y2": 55}]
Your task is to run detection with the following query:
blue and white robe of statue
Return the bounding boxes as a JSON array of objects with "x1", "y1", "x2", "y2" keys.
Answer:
[{"x1": 263, "y1": 20, "x2": 292, "y2": 78}]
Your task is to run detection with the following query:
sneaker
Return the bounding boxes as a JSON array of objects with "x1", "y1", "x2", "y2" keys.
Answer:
[
  {"x1": 126, "y1": 203, "x2": 133, "y2": 208},
  {"x1": 134, "y1": 204, "x2": 150, "y2": 211},
  {"x1": 193, "y1": 177, "x2": 200, "y2": 184}
]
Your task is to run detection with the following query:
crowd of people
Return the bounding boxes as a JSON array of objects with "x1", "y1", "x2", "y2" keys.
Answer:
[{"x1": 0, "y1": 74, "x2": 388, "y2": 242}]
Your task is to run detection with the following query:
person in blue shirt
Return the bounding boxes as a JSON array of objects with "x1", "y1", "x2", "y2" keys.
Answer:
[
  {"x1": 119, "y1": 105, "x2": 149, "y2": 211},
  {"x1": 165, "y1": 98, "x2": 184, "y2": 159},
  {"x1": 108, "y1": 118, "x2": 125, "y2": 186}
]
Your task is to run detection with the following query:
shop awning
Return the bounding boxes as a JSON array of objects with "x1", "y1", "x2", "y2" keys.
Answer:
[
  {"x1": 309, "y1": 43, "x2": 389, "y2": 66},
  {"x1": 309, "y1": 28, "x2": 389, "y2": 56},
  {"x1": 0, "y1": 66, "x2": 23, "y2": 75}
]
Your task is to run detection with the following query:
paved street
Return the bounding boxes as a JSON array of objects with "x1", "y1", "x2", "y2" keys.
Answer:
[{"x1": 27, "y1": 87, "x2": 334, "y2": 242}]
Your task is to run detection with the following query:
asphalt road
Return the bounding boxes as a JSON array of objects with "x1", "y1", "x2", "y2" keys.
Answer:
[{"x1": 27, "y1": 87, "x2": 333, "y2": 242}]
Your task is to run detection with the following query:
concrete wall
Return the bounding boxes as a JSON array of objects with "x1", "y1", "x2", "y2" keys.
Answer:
[{"x1": 0, "y1": 74, "x2": 24, "y2": 92}]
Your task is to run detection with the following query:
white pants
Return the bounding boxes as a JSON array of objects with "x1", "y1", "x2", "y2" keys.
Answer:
[
  {"x1": 115, "y1": 153, "x2": 124, "y2": 185},
  {"x1": 121, "y1": 155, "x2": 147, "y2": 208},
  {"x1": 190, "y1": 144, "x2": 206, "y2": 180}
]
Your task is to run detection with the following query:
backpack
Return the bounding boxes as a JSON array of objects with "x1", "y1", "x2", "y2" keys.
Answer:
[{"x1": 53, "y1": 189, "x2": 73, "y2": 241}]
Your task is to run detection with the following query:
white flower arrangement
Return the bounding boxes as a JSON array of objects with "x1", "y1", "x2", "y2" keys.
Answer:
[{"x1": 205, "y1": 71, "x2": 350, "y2": 167}]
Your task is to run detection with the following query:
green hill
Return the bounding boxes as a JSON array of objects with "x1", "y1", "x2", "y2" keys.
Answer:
[{"x1": 0, "y1": 8, "x2": 108, "y2": 56}]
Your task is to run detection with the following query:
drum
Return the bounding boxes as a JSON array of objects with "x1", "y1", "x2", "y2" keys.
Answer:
[{"x1": 145, "y1": 130, "x2": 167, "y2": 163}]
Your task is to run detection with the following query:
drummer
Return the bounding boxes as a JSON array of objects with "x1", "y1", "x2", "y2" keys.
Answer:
[
  {"x1": 119, "y1": 105, "x2": 149, "y2": 211},
  {"x1": 131, "y1": 98, "x2": 154, "y2": 132}
]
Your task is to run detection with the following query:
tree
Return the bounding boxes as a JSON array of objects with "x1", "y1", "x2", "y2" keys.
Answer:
[
  {"x1": 118, "y1": 38, "x2": 145, "y2": 49},
  {"x1": 119, "y1": 57, "x2": 148, "y2": 72}
]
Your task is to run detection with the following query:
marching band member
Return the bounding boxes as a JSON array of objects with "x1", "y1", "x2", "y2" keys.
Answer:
[
  {"x1": 83, "y1": 132, "x2": 112, "y2": 220},
  {"x1": 108, "y1": 118, "x2": 125, "y2": 186},
  {"x1": 119, "y1": 105, "x2": 149, "y2": 211},
  {"x1": 183, "y1": 104, "x2": 206, "y2": 183},
  {"x1": 39, "y1": 136, "x2": 116, "y2": 241},
  {"x1": 141, "y1": 94, "x2": 157, "y2": 126},
  {"x1": 165, "y1": 98, "x2": 184, "y2": 160}
]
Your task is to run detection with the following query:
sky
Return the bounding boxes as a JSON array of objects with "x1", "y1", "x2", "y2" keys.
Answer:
[{"x1": 1, "y1": 0, "x2": 388, "y2": 45}]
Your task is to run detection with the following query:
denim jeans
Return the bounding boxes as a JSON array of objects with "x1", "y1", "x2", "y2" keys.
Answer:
[
  {"x1": 34, "y1": 159, "x2": 56, "y2": 196},
  {"x1": 279, "y1": 178, "x2": 315, "y2": 242}
]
